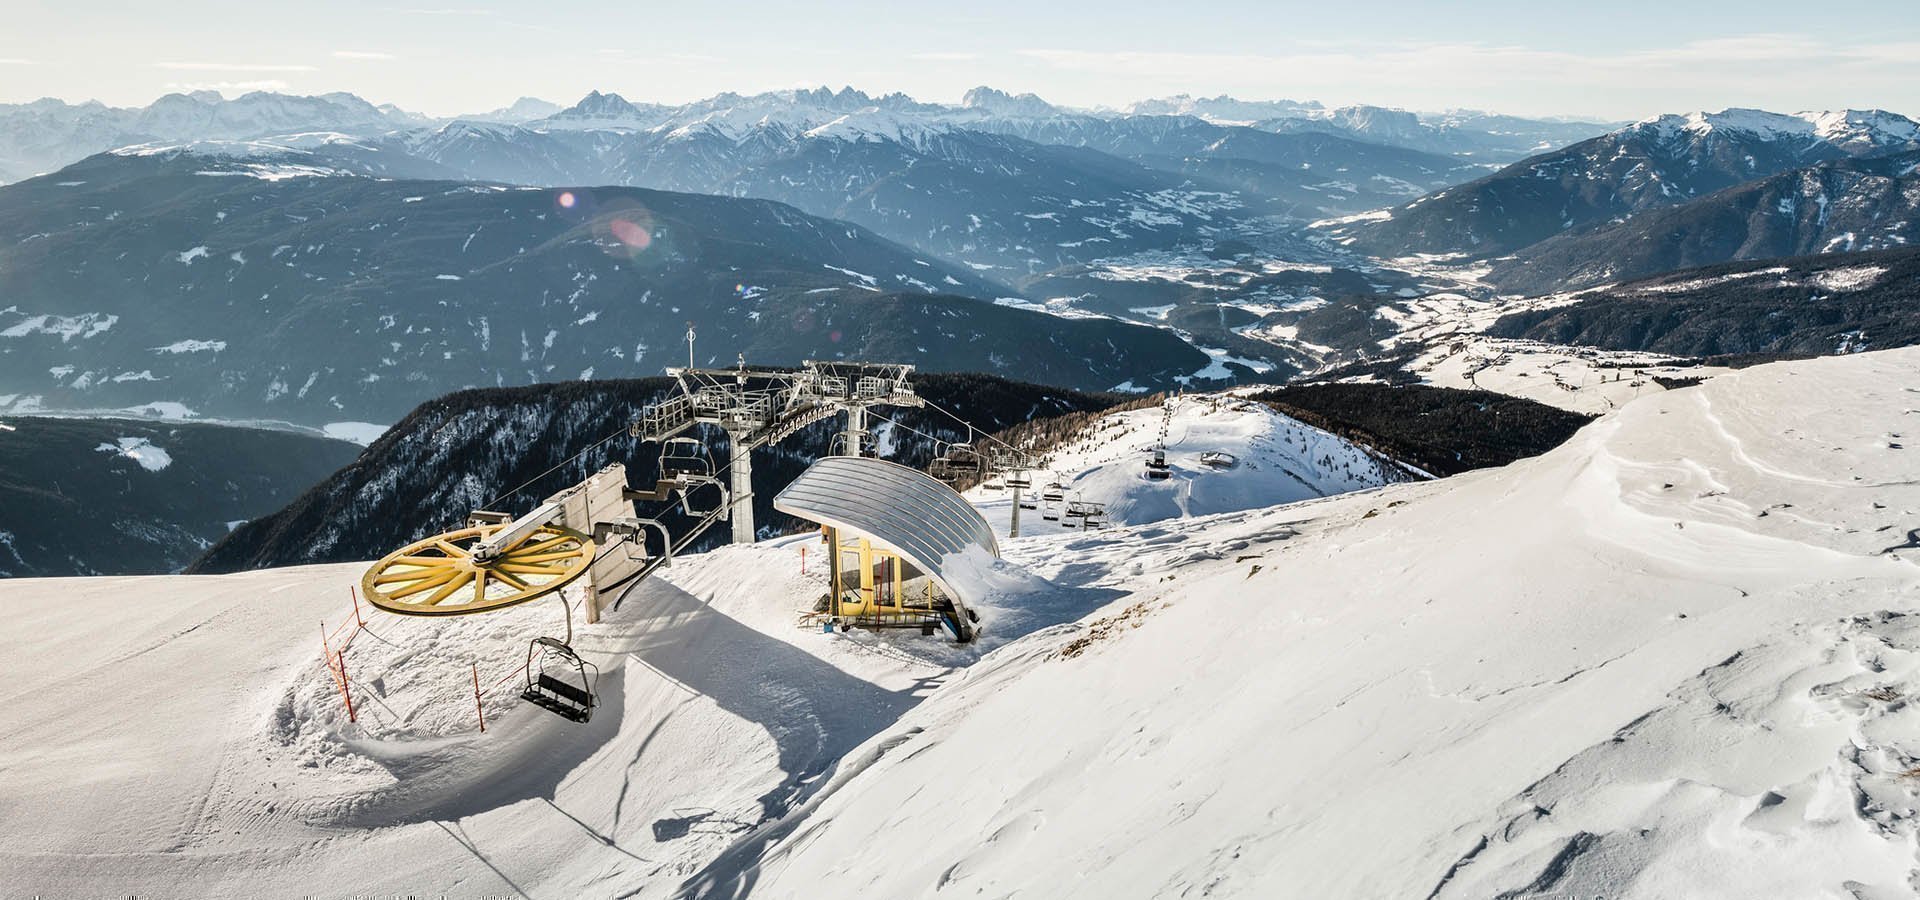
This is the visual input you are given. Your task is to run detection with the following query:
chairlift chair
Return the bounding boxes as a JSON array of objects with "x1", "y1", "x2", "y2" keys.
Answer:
[
  {"x1": 1006, "y1": 470, "x2": 1032, "y2": 490},
  {"x1": 1069, "y1": 500, "x2": 1107, "y2": 530},
  {"x1": 1040, "y1": 479, "x2": 1066, "y2": 518},
  {"x1": 677, "y1": 477, "x2": 728, "y2": 518},
  {"x1": 1067, "y1": 499, "x2": 1101, "y2": 518},
  {"x1": 942, "y1": 442, "x2": 983, "y2": 474},
  {"x1": 659, "y1": 436, "x2": 714, "y2": 480},
  {"x1": 521, "y1": 636, "x2": 599, "y2": 723},
  {"x1": 828, "y1": 433, "x2": 872, "y2": 459}
]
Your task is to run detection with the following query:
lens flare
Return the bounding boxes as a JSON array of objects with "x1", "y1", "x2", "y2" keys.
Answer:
[
  {"x1": 609, "y1": 217, "x2": 651, "y2": 250},
  {"x1": 557, "y1": 191, "x2": 576, "y2": 209},
  {"x1": 588, "y1": 198, "x2": 656, "y2": 259}
]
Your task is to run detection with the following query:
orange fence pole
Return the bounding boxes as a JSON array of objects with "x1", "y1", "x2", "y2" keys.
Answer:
[
  {"x1": 472, "y1": 662, "x2": 486, "y2": 733},
  {"x1": 338, "y1": 649, "x2": 357, "y2": 723},
  {"x1": 800, "y1": 545, "x2": 807, "y2": 575}
]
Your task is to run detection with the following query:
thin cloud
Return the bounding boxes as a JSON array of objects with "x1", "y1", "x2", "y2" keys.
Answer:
[
  {"x1": 332, "y1": 50, "x2": 397, "y2": 61},
  {"x1": 390, "y1": 7, "x2": 497, "y2": 14},
  {"x1": 154, "y1": 62, "x2": 317, "y2": 72},
  {"x1": 910, "y1": 52, "x2": 980, "y2": 62},
  {"x1": 0, "y1": 58, "x2": 33, "y2": 65}
]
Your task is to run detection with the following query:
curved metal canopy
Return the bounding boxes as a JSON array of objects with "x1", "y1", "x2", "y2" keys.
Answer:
[{"x1": 774, "y1": 456, "x2": 999, "y2": 622}]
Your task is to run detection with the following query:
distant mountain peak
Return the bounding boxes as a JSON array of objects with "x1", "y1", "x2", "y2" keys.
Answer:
[
  {"x1": 960, "y1": 86, "x2": 1058, "y2": 117},
  {"x1": 1636, "y1": 108, "x2": 1920, "y2": 151},
  {"x1": 566, "y1": 90, "x2": 641, "y2": 117},
  {"x1": 531, "y1": 90, "x2": 668, "y2": 130},
  {"x1": 462, "y1": 96, "x2": 561, "y2": 124},
  {"x1": 1124, "y1": 94, "x2": 1322, "y2": 124}
]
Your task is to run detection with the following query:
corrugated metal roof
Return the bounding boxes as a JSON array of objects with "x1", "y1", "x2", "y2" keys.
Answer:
[{"x1": 773, "y1": 456, "x2": 999, "y2": 617}]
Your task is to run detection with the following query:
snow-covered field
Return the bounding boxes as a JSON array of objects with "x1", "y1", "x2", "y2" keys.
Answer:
[
  {"x1": 1332, "y1": 288, "x2": 1742, "y2": 414},
  {"x1": 1404, "y1": 335, "x2": 1738, "y2": 414},
  {"x1": 967, "y1": 393, "x2": 1412, "y2": 537},
  {"x1": 2, "y1": 348, "x2": 1917, "y2": 898}
]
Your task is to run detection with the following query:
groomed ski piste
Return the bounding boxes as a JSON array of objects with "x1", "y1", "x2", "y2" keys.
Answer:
[
  {"x1": 3, "y1": 348, "x2": 1917, "y2": 898},
  {"x1": 964, "y1": 394, "x2": 1415, "y2": 536}
]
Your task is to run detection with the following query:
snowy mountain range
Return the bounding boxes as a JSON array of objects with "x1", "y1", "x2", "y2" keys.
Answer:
[
  {"x1": 0, "y1": 90, "x2": 419, "y2": 183},
  {"x1": 1489, "y1": 148, "x2": 1920, "y2": 292},
  {"x1": 0, "y1": 149, "x2": 1205, "y2": 425},
  {"x1": 367, "y1": 87, "x2": 1504, "y2": 272},
  {"x1": 1341, "y1": 107, "x2": 1920, "y2": 263},
  {"x1": 5, "y1": 88, "x2": 1916, "y2": 432},
  {"x1": 0, "y1": 85, "x2": 1609, "y2": 185}
]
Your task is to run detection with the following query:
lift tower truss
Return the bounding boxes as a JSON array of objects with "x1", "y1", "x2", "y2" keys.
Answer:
[{"x1": 630, "y1": 360, "x2": 922, "y2": 544}]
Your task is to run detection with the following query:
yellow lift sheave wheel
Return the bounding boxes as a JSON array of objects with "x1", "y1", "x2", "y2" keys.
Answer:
[{"x1": 362, "y1": 524, "x2": 597, "y2": 616}]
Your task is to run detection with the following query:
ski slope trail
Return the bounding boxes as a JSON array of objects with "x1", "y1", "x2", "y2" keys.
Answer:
[
  {"x1": 966, "y1": 393, "x2": 1413, "y2": 537},
  {"x1": 0, "y1": 349, "x2": 1916, "y2": 898}
]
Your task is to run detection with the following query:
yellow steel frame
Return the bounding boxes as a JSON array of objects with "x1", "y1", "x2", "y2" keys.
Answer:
[{"x1": 828, "y1": 529, "x2": 939, "y2": 623}]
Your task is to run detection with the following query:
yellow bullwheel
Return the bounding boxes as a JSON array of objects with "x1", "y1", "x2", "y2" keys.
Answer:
[{"x1": 360, "y1": 524, "x2": 597, "y2": 616}]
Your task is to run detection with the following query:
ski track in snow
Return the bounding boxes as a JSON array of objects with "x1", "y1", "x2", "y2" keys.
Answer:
[{"x1": 0, "y1": 349, "x2": 1918, "y2": 898}]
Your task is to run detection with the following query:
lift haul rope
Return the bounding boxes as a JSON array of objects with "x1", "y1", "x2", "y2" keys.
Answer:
[
  {"x1": 884, "y1": 389, "x2": 1176, "y2": 472},
  {"x1": 478, "y1": 425, "x2": 630, "y2": 513},
  {"x1": 485, "y1": 385, "x2": 1031, "y2": 524}
]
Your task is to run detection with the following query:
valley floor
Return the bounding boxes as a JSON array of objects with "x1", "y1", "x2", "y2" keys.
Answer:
[{"x1": 1, "y1": 349, "x2": 1917, "y2": 898}]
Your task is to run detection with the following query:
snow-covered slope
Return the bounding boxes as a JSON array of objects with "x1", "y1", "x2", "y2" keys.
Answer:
[
  {"x1": 732, "y1": 347, "x2": 1920, "y2": 898},
  {"x1": 3, "y1": 348, "x2": 1916, "y2": 898},
  {"x1": 1641, "y1": 108, "x2": 1920, "y2": 153},
  {"x1": 966, "y1": 393, "x2": 1415, "y2": 536}
]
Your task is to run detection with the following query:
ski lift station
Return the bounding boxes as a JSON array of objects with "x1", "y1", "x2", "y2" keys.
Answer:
[
  {"x1": 775, "y1": 455, "x2": 998, "y2": 642},
  {"x1": 354, "y1": 351, "x2": 1032, "y2": 725}
]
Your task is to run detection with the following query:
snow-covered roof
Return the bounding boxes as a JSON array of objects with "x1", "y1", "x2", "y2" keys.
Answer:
[{"x1": 774, "y1": 456, "x2": 999, "y2": 613}]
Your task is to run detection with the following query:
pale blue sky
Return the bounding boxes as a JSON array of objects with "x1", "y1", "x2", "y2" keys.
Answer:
[{"x1": 3, "y1": 0, "x2": 1916, "y2": 119}]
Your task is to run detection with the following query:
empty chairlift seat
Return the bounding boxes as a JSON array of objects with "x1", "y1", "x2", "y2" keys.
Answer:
[{"x1": 522, "y1": 636, "x2": 598, "y2": 723}]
